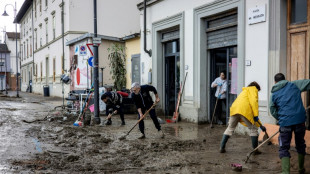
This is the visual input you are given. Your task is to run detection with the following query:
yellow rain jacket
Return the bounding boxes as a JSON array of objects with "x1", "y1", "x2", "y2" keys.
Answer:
[{"x1": 230, "y1": 86, "x2": 261, "y2": 127}]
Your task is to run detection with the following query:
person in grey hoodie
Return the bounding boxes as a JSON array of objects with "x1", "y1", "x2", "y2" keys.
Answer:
[{"x1": 270, "y1": 73, "x2": 310, "y2": 174}]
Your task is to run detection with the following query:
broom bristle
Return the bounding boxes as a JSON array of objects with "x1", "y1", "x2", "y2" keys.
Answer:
[{"x1": 166, "y1": 119, "x2": 175, "y2": 123}]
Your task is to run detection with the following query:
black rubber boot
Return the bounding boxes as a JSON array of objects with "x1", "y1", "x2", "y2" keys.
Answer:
[
  {"x1": 105, "y1": 118, "x2": 112, "y2": 125},
  {"x1": 251, "y1": 136, "x2": 261, "y2": 155},
  {"x1": 138, "y1": 133, "x2": 145, "y2": 139},
  {"x1": 219, "y1": 135, "x2": 230, "y2": 153}
]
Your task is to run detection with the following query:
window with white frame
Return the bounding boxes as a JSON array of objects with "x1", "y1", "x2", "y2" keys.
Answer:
[
  {"x1": 20, "y1": 44, "x2": 23, "y2": 60},
  {"x1": 53, "y1": 58, "x2": 55, "y2": 82},
  {"x1": 52, "y1": 15, "x2": 56, "y2": 40},
  {"x1": 27, "y1": 40, "x2": 28, "y2": 58},
  {"x1": 40, "y1": 62, "x2": 42, "y2": 82},
  {"x1": 45, "y1": 20, "x2": 48, "y2": 44},
  {"x1": 34, "y1": 0, "x2": 37, "y2": 18},
  {"x1": 23, "y1": 43, "x2": 25, "y2": 59},
  {"x1": 39, "y1": 0, "x2": 42, "y2": 14},
  {"x1": 35, "y1": 29, "x2": 37, "y2": 50},
  {"x1": 30, "y1": 37, "x2": 32, "y2": 56}
]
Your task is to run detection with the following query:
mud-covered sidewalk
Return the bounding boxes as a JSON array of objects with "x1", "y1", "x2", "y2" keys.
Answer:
[{"x1": 0, "y1": 92, "x2": 308, "y2": 173}]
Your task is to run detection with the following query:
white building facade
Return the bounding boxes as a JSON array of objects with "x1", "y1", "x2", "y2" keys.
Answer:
[
  {"x1": 139, "y1": 0, "x2": 309, "y2": 130},
  {"x1": 16, "y1": 0, "x2": 140, "y2": 97},
  {"x1": 4, "y1": 32, "x2": 20, "y2": 90}
]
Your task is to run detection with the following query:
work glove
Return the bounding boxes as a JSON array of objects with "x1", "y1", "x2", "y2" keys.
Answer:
[
  {"x1": 253, "y1": 116, "x2": 259, "y2": 122},
  {"x1": 218, "y1": 94, "x2": 222, "y2": 98},
  {"x1": 260, "y1": 126, "x2": 267, "y2": 132},
  {"x1": 108, "y1": 108, "x2": 113, "y2": 114},
  {"x1": 217, "y1": 83, "x2": 222, "y2": 86}
]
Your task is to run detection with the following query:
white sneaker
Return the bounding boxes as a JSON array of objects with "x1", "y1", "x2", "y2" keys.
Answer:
[{"x1": 159, "y1": 130, "x2": 165, "y2": 138}]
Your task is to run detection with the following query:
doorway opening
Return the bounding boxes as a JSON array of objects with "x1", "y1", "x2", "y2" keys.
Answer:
[
  {"x1": 209, "y1": 47, "x2": 237, "y2": 125},
  {"x1": 164, "y1": 40, "x2": 180, "y2": 116}
]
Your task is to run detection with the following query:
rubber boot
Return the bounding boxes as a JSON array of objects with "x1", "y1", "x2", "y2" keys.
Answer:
[
  {"x1": 120, "y1": 119, "x2": 125, "y2": 126},
  {"x1": 281, "y1": 157, "x2": 290, "y2": 174},
  {"x1": 138, "y1": 133, "x2": 145, "y2": 139},
  {"x1": 251, "y1": 136, "x2": 261, "y2": 155},
  {"x1": 105, "y1": 118, "x2": 112, "y2": 125},
  {"x1": 158, "y1": 130, "x2": 165, "y2": 138},
  {"x1": 219, "y1": 135, "x2": 230, "y2": 153},
  {"x1": 298, "y1": 154, "x2": 305, "y2": 174}
]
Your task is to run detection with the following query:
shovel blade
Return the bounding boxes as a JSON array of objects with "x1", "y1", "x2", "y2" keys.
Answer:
[{"x1": 118, "y1": 134, "x2": 127, "y2": 140}]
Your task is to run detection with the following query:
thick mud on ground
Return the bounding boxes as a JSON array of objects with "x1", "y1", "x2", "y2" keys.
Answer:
[{"x1": 0, "y1": 93, "x2": 309, "y2": 173}]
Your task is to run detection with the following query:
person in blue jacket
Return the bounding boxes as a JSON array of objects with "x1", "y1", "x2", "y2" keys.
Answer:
[{"x1": 270, "y1": 73, "x2": 310, "y2": 174}]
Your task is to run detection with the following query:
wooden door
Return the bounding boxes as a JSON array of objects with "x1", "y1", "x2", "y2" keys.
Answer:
[{"x1": 287, "y1": 0, "x2": 309, "y2": 107}]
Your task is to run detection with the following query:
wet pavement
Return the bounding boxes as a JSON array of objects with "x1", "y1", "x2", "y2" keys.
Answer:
[{"x1": 0, "y1": 91, "x2": 309, "y2": 173}]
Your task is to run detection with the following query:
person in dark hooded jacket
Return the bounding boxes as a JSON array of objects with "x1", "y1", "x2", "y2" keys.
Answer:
[
  {"x1": 101, "y1": 91, "x2": 125, "y2": 125},
  {"x1": 270, "y1": 73, "x2": 310, "y2": 174}
]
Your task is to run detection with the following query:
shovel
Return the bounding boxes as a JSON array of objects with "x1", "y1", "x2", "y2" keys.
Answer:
[
  {"x1": 210, "y1": 98, "x2": 219, "y2": 128},
  {"x1": 245, "y1": 130, "x2": 279, "y2": 163},
  {"x1": 101, "y1": 110, "x2": 117, "y2": 126},
  {"x1": 256, "y1": 121, "x2": 272, "y2": 145},
  {"x1": 210, "y1": 85, "x2": 222, "y2": 128},
  {"x1": 119, "y1": 101, "x2": 158, "y2": 140}
]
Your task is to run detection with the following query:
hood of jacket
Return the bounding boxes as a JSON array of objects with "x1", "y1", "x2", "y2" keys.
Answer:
[{"x1": 271, "y1": 80, "x2": 288, "y2": 93}]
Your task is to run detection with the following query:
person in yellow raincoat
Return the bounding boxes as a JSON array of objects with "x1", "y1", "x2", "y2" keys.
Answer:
[{"x1": 219, "y1": 81, "x2": 266, "y2": 153}]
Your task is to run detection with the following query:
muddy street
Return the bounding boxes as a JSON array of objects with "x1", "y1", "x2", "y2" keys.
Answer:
[{"x1": 0, "y1": 92, "x2": 308, "y2": 174}]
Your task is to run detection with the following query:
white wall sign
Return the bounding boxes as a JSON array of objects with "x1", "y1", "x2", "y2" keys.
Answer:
[{"x1": 248, "y1": 5, "x2": 266, "y2": 25}]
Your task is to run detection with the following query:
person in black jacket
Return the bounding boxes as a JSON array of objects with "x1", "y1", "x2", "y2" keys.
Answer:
[
  {"x1": 131, "y1": 82, "x2": 164, "y2": 139},
  {"x1": 101, "y1": 91, "x2": 125, "y2": 125}
]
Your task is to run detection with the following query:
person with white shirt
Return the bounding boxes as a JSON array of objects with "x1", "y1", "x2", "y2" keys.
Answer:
[{"x1": 211, "y1": 71, "x2": 227, "y2": 125}]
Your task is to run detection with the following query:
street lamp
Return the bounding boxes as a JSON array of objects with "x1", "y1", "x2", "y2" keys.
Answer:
[{"x1": 2, "y1": 1, "x2": 19, "y2": 97}]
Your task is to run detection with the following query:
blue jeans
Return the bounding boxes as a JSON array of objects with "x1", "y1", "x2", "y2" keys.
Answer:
[
  {"x1": 278, "y1": 123, "x2": 306, "y2": 158},
  {"x1": 138, "y1": 108, "x2": 161, "y2": 134}
]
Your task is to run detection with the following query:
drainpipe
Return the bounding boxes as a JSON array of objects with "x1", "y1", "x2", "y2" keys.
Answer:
[
  {"x1": 144, "y1": 0, "x2": 151, "y2": 57},
  {"x1": 61, "y1": 0, "x2": 64, "y2": 108},
  {"x1": 31, "y1": 0, "x2": 34, "y2": 93}
]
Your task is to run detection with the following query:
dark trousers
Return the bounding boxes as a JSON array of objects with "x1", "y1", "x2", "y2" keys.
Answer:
[
  {"x1": 278, "y1": 123, "x2": 306, "y2": 158},
  {"x1": 215, "y1": 99, "x2": 226, "y2": 124},
  {"x1": 138, "y1": 108, "x2": 161, "y2": 134},
  {"x1": 106, "y1": 104, "x2": 125, "y2": 123}
]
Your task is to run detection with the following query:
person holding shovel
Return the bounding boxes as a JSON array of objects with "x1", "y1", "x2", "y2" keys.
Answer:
[
  {"x1": 101, "y1": 91, "x2": 125, "y2": 125},
  {"x1": 131, "y1": 82, "x2": 164, "y2": 139},
  {"x1": 211, "y1": 71, "x2": 227, "y2": 125},
  {"x1": 219, "y1": 81, "x2": 266, "y2": 153},
  {"x1": 270, "y1": 73, "x2": 310, "y2": 174}
]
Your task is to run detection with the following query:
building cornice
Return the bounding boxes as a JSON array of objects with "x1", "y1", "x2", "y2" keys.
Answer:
[
  {"x1": 137, "y1": 0, "x2": 164, "y2": 10},
  {"x1": 34, "y1": 31, "x2": 88, "y2": 53},
  {"x1": 21, "y1": 61, "x2": 34, "y2": 67},
  {"x1": 66, "y1": 33, "x2": 123, "y2": 46}
]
